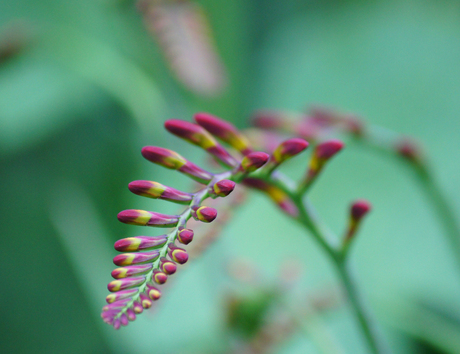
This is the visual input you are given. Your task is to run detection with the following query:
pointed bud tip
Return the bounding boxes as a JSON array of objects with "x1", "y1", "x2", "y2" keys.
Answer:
[
  {"x1": 351, "y1": 200, "x2": 371, "y2": 220},
  {"x1": 178, "y1": 228, "x2": 194, "y2": 245},
  {"x1": 241, "y1": 152, "x2": 270, "y2": 172},
  {"x1": 214, "y1": 179, "x2": 236, "y2": 197},
  {"x1": 316, "y1": 140, "x2": 344, "y2": 159}
]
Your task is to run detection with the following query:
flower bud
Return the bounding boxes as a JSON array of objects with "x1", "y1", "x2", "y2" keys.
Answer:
[
  {"x1": 165, "y1": 119, "x2": 237, "y2": 167},
  {"x1": 126, "y1": 308, "x2": 136, "y2": 321},
  {"x1": 113, "y1": 250, "x2": 160, "y2": 266},
  {"x1": 106, "y1": 289, "x2": 139, "y2": 304},
  {"x1": 140, "y1": 293, "x2": 153, "y2": 309},
  {"x1": 350, "y1": 200, "x2": 371, "y2": 222},
  {"x1": 113, "y1": 318, "x2": 121, "y2": 330},
  {"x1": 146, "y1": 285, "x2": 162, "y2": 301},
  {"x1": 111, "y1": 264, "x2": 153, "y2": 279},
  {"x1": 107, "y1": 276, "x2": 146, "y2": 292},
  {"x1": 152, "y1": 269, "x2": 168, "y2": 284},
  {"x1": 114, "y1": 235, "x2": 167, "y2": 252},
  {"x1": 344, "y1": 199, "x2": 372, "y2": 244},
  {"x1": 309, "y1": 140, "x2": 344, "y2": 174},
  {"x1": 210, "y1": 179, "x2": 236, "y2": 197},
  {"x1": 192, "y1": 205, "x2": 217, "y2": 223},
  {"x1": 272, "y1": 138, "x2": 309, "y2": 164},
  {"x1": 177, "y1": 228, "x2": 194, "y2": 245},
  {"x1": 128, "y1": 180, "x2": 192, "y2": 204},
  {"x1": 251, "y1": 110, "x2": 290, "y2": 130},
  {"x1": 240, "y1": 152, "x2": 270, "y2": 173},
  {"x1": 117, "y1": 209, "x2": 179, "y2": 227},
  {"x1": 142, "y1": 146, "x2": 213, "y2": 183},
  {"x1": 395, "y1": 139, "x2": 423, "y2": 164},
  {"x1": 159, "y1": 257, "x2": 177, "y2": 275},
  {"x1": 103, "y1": 299, "x2": 131, "y2": 312},
  {"x1": 168, "y1": 244, "x2": 189, "y2": 264},
  {"x1": 120, "y1": 313, "x2": 129, "y2": 326},
  {"x1": 194, "y1": 112, "x2": 253, "y2": 155},
  {"x1": 132, "y1": 301, "x2": 143, "y2": 314}
]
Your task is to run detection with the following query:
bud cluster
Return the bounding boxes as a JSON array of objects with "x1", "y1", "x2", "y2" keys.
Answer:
[{"x1": 103, "y1": 113, "x2": 274, "y2": 328}]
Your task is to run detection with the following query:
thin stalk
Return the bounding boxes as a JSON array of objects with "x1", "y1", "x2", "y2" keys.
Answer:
[
  {"x1": 413, "y1": 165, "x2": 460, "y2": 272},
  {"x1": 354, "y1": 135, "x2": 460, "y2": 273},
  {"x1": 268, "y1": 172, "x2": 384, "y2": 353}
]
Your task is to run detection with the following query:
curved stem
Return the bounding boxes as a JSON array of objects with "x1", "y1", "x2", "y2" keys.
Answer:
[
  {"x1": 267, "y1": 172, "x2": 383, "y2": 353},
  {"x1": 414, "y1": 165, "x2": 460, "y2": 272}
]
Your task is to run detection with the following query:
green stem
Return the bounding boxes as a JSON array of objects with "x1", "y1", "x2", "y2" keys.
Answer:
[
  {"x1": 268, "y1": 173, "x2": 383, "y2": 353},
  {"x1": 414, "y1": 165, "x2": 460, "y2": 272}
]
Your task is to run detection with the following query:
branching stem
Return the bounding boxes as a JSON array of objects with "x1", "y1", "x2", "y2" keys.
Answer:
[{"x1": 266, "y1": 172, "x2": 384, "y2": 353}]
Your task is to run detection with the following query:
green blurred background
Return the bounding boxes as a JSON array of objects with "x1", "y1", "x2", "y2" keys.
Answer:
[{"x1": 1, "y1": 0, "x2": 460, "y2": 353}]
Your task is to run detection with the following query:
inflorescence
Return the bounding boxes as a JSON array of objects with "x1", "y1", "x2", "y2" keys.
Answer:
[{"x1": 102, "y1": 112, "x2": 372, "y2": 329}]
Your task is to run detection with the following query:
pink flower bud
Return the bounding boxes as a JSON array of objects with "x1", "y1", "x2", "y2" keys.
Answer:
[
  {"x1": 152, "y1": 269, "x2": 168, "y2": 284},
  {"x1": 146, "y1": 284, "x2": 162, "y2": 301},
  {"x1": 117, "y1": 209, "x2": 179, "y2": 227},
  {"x1": 111, "y1": 264, "x2": 153, "y2": 279},
  {"x1": 113, "y1": 250, "x2": 160, "y2": 266},
  {"x1": 168, "y1": 244, "x2": 189, "y2": 264},
  {"x1": 128, "y1": 180, "x2": 192, "y2": 204},
  {"x1": 140, "y1": 293, "x2": 153, "y2": 309},
  {"x1": 192, "y1": 205, "x2": 217, "y2": 223},
  {"x1": 194, "y1": 112, "x2": 253, "y2": 155},
  {"x1": 132, "y1": 301, "x2": 143, "y2": 314},
  {"x1": 114, "y1": 235, "x2": 167, "y2": 252},
  {"x1": 240, "y1": 152, "x2": 270, "y2": 173},
  {"x1": 159, "y1": 257, "x2": 177, "y2": 275},
  {"x1": 106, "y1": 289, "x2": 139, "y2": 304},
  {"x1": 272, "y1": 138, "x2": 309, "y2": 164},
  {"x1": 309, "y1": 140, "x2": 344, "y2": 174},
  {"x1": 141, "y1": 146, "x2": 213, "y2": 183},
  {"x1": 107, "y1": 276, "x2": 146, "y2": 292},
  {"x1": 165, "y1": 119, "x2": 237, "y2": 167},
  {"x1": 126, "y1": 308, "x2": 136, "y2": 321},
  {"x1": 211, "y1": 179, "x2": 236, "y2": 197},
  {"x1": 177, "y1": 228, "x2": 194, "y2": 245},
  {"x1": 350, "y1": 200, "x2": 372, "y2": 221}
]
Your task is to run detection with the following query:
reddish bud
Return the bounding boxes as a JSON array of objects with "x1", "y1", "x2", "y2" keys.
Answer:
[
  {"x1": 194, "y1": 112, "x2": 253, "y2": 155},
  {"x1": 113, "y1": 250, "x2": 159, "y2": 266},
  {"x1": 140, "y1": 293, "x2": 153, "y2": 309},
  {"x1": 141, "y1": 146, "x2": 213, "y2": 183},
  {"x1": 396, "y1": 139, "x2": 423, "y2": 163},
  {"x1": 350, "y1": 200, "x2": 372, "y2": 221},
  {"x1": 168, "y1": 244, "x2": 189, "y2": 264},
  {"x1": 159, "y1": 257, "x2": 177, "y2": 275},
  {"x1": 106, "y1": 289, "x2": 139, "y2": 304},
  {"x1": 111, "y1": 264, "x2": 153, "y2": 279},
  {"x1": 272, "y1": 138, "x2": 309, "y2": 164},
  {"x1": 309, "y1": 140, "x2": 344, "y2": 174},
  {"x1": 114, "y1": 235, "x2": 167, "y2": 252},
  {"x1": 316, "y1": 140, "x2": 344, "y2": 160},
  {"x1": 117, "y1": 209, "x2": 179, "y2": 227},
  {"x1": 120, "y1": 313, "x2": 129, "y2": 326},
  {"x1": 128, "y1": 180, "x2": 192, "y2": 204},
  {"x1": 240, "y1": 152, "x2": 270, "y2": 173},
  {"x1": 132, "y1": 301, "x2": 143, "y2": 314},
  {"x1": 192, "y1": 205, "x2": 217, "y2": 223},
  {"x1": 126, "y1": 308, "x2": 136, "y2": 321},
  {"x1": 152, "y1": 269, "x2": 168, "y2": 284},
  {"x1": 177, "y1": 228, "x2": 194, "y2": 245},
  {"x1": 165, "y1": 119, "x2": 237, "y2": 166},
  {"x1": 211, "y1": 179, "x2": 236, "y2": 197},
  {"x1": 107, "y1": 276, "x2": 146, "y2": 292},
  {"x1": 146, "y1": 284, "x2": 162, "y2": 301}
]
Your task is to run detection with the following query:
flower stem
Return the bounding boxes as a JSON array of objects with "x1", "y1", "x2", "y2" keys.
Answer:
[
  {"x1": 414, "y1": 165, "x2": 460, "y2": 272},
  {"x1": 268, "y1": 173, "x2": 384, "y2": 353}
]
